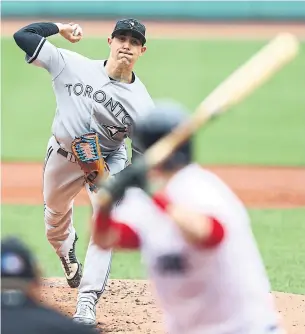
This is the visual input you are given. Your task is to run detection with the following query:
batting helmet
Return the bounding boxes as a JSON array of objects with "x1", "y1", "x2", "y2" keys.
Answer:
[{"x1": 133, "y1": 100, "x2": 193, "y2": 169}]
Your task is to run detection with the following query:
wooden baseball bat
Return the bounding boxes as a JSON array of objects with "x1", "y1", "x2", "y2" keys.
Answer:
[
  {"x1": 145, "y1": 32, "x2": 299, "y2": 167},
  {"x1": 98, "y1": 32, "x2": 299, "y2": 207}
]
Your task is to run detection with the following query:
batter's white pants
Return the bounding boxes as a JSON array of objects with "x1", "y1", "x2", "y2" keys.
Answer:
[{"x1": 43, "y1": 136, "x2": 128, "y2": 303}]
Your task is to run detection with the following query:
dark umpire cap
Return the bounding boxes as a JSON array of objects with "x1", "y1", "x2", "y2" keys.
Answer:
[
  {"x1": 1, "y1": 236, "x2": 39, "y2": 290},
  {"x1": 111, "y1": 18, "x2": 146, "y2": 45}
]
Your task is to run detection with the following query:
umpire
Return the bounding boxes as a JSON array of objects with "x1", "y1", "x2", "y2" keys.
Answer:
[{"x1": 1, "y1": 236, "x2": 98, "y2": 334}]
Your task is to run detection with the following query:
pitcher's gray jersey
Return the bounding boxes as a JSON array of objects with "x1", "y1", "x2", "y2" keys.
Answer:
[{"x1": 28, "y1": 39, "x2": 155, "y2": 155}]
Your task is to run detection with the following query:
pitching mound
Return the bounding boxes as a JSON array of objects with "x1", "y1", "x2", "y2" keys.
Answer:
[{"x1": 41, "y1": 278, "x2": 304, "y2": 334}]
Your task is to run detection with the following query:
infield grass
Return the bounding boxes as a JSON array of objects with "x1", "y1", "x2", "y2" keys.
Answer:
[
  {"x1": 2, "y1": 37, "x2": 305, "y2": 165},
  {"x1": 2, "y1": 204, "x2": 305, "y2": 294}
]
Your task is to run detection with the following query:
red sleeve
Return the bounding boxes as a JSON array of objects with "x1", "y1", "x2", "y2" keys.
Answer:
[
  {"x1": 152, "y1": 192, "x2": 225, "y2": 248},
  {"x1": 112, "y1": 221, "x2": 140, "y2": 249},
  {"x1": 95, "y1": 210, "x2": 140, "y2": 249},
  {"x1": 152, "y1": 191, "x2": 170, "y2": 210},
  {"x1": 201, "y1": 218, "x2": 225, "y2": 248}
]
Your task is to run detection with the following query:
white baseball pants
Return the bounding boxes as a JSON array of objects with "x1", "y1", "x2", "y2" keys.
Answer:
[{"x1": 43, "y1": 135, "x2": 128, "y2": 303}]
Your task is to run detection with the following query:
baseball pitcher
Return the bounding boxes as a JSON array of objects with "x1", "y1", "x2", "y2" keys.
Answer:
[
  {"x1": 92, "y1": 102, "x2": 286, "y2": 334},
  {"x1": 13, "y1": 18, "x2": 154, "y2": 325}
]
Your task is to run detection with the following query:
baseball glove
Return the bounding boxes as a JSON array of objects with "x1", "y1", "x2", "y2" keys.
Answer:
[{"x1": 71, "y1": 132, "x2": 110, "y2": 192}]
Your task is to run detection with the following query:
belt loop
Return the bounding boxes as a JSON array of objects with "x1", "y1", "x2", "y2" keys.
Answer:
[
  {"x1": 54, "y1": 136, "x2": 77, "y2": 164},
  {"x1": 68, "y1": 152, "x2": 77, "y2": 163}
]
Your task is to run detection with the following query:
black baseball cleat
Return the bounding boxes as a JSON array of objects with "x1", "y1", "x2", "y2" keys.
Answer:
[{"x1": 60, "y1": 234, "x2": 83, "y2": 288}]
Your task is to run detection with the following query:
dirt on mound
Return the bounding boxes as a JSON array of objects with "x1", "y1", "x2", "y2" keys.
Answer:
[{"x1": 41, "y1": 278, "x2": 304, "y2": 334}]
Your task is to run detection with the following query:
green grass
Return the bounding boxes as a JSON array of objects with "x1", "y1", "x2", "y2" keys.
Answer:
[
  {"x1": 2, "y1": 37, "x2": 305, "y2": 165},
  {"x1": 1, "y1": 204, "x2": 305, "y2": 294},
  {"x1": 251, "y1": 209, "x2": 305, "y2": 294},
  {"x1": 0, "y1": 204, "x2": 145, "y2": 279}
]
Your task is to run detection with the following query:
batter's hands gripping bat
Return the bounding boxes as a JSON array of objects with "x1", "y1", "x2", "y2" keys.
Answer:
[{"x1": 98, "y1": 32, "x2": 299, "y2": 207}]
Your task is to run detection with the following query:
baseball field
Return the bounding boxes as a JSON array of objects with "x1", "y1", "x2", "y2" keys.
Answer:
[{"x1": 1, "y1": 20, "x2": 305, "y2": 333}]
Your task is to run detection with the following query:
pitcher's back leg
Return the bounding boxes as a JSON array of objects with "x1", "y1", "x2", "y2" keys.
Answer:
[{"x1": 43, "y1": 136, "x2": 85, "y2": 288}]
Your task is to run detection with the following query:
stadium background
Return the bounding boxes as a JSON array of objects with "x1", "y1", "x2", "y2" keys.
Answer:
[{"x1": 1, "y1": 1, "x2": 305, "y2": 333}]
